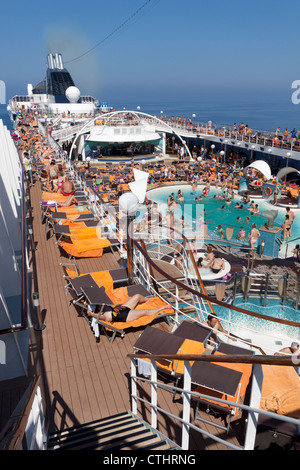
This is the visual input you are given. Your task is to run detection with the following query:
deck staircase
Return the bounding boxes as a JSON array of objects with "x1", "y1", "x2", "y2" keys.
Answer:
[
  {"x1": 246, "y1": 273, "x2": 280, "y2": 297},
  {"x1": 47, "y1": 411, "x2": 180, "y2": 450}
]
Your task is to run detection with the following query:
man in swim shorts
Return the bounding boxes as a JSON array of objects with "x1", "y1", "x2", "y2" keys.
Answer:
[{"x1": 60, "y1": 175, "x2": 75, "y2": 196}]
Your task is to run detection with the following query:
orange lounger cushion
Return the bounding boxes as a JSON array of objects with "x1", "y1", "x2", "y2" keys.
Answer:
[
  {"x1": 260, "y1": 364, "x2": 300, "y2": 417},
  {"x1": 66, "y1": 268, "x2": 113, "y2": 290},
  {"x1": 69, "y1": 237, "x2": 111, "y2": 253},
  {"x1": 289, "y1": 188, "x2": 299, "y2": 198},
  {"x1": 42, "y1": 191, "x2": 69, "y2": 203},
  {"x1": 154, "y1": 338, "x2": 205, "y2": 374},
  {"x1": 60, "y1": 241, "x2": 106, "y2": 258},
  {"x1": 72, "y1": 227, "x2": 102, "y2": 240}
]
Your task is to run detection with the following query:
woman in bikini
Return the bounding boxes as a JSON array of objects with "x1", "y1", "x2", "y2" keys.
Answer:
[
  {"x1": 93, "y1": 294, "x2": 172, "y2": 323},
  {"x1": 282, "y1": 215, "x2": 292, "y2": 243},
  {"x1": 248, "y1": 223, "x2": 260, "y2": 249}
]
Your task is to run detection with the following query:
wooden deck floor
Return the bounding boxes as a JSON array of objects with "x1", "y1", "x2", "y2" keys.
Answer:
[{"x1": 2, "y1": 179, "x2": 248, "y2": 451}]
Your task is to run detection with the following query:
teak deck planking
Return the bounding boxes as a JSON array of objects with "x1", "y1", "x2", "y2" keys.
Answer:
[{"x1": 1, "y1": 179, "x2": 244, "y2": 451}]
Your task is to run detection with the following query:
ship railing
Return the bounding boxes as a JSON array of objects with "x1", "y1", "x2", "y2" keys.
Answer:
[
  {"x1": 284, "y1": 235, "x2": 300, "y2": 259},
  {"x1": 42, "y1": 131, "x2": 123, "y2": 255},
  {"x1": 50, "y1": 119, "x2": 95, "y2": 140},
  {"x1": 48, "y1": 111, "x2": 299, "y2": 154},
  {"x1": 0, "y1": 136, "x2": 30, "y2": 338},
  {"x1": 38, "y1": 130, "x2": 300, "y2": 352},
  {"x1": 134, "y1": 233, "x2": 209, "y2": 326},
  {"x1": 63, "y1": 162, "x2": 125, "y2": 254},
  {"x1": 128, "y1": 352, "x2": 300, "y2": 450},
  {"x1": 132, "y1": 229, "x2": 300, "y2": 356},
  {"x1": 157, "y1": 117, "x2": 299, "y2": 152},
  {"x1": 232, "y1": 270, "x2": 300, "y2": 312},
  {"x1": 0, "y1": 377, "x2": 45, "y2": 450}
]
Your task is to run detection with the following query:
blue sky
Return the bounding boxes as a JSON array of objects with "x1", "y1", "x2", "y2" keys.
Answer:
[{"x1": 1, "y1": 0, "x2": 300, "y2": 107}]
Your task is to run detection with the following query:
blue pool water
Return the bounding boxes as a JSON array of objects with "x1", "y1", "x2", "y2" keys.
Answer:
[
  {"x1": 213, "y1": 297, "x2": 300, "y2": 341},
  {"x1": 147, "y1": 184, "x2": 300, "y2": 340},
  {"x1": 147, "y1": 184, "x2": 295, "y2": 242}
]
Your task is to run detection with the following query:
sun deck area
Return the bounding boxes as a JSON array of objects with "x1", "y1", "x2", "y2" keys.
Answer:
[
  {"x1": 2, "y1": 111, "x2": 300, "y2": 452},
  {"x1": 0, "y1": 177, "x2": 255, "y2": 451}
]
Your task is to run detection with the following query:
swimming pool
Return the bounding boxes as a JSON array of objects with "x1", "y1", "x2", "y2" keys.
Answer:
[
  {"x1": 147, "y1": 184, "x2": 299, "y2": 246},
  {"x1": 213, "y1": 296, "x2": 300, "y2": 343}
]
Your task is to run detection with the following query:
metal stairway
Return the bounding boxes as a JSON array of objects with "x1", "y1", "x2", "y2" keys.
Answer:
[{"x1": 47, "y1": 411, "x2": 180, "y2": 450}]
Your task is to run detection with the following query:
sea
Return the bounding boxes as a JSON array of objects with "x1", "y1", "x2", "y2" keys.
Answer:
[
  {"x1": 2, "y1": 98, "x2": 300, "y2": 133},
  {"x1": 111, "y1": 99, "x2": 300, "y2": 134}
]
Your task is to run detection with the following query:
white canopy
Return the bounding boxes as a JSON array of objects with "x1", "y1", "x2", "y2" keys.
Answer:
[
  {"x1": 276, "y1": 167, "x2": 300, "y2": 182},
  {"x1": 129, "y1": 169, "x2": 149, "y2": 203},
  {"x1": 243, "y1": 160, "x2": 272, "y2": 180}
]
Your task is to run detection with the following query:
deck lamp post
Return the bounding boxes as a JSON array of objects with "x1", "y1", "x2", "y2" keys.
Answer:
[
  {"x1": 119, "y1": 192, "x2": 139, "y2": 285},
  {"x1": 285, "y1": 152, "x2": 292, "y2": 183},
  {"x1": 211, "y1": 144, "x2": 215, "y2": 158},
  {"x1": 86, "y1": 156, "x2": 91, "y2": 171},
  {"x1": 220, "y1": 150, "x2": 225, "y2": 165}
]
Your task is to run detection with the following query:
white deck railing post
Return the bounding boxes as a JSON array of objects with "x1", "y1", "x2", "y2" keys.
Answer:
[
  {"x1": 151, "y1": 359, "x2": 158, "y2": 429},
  {"x1": 244, "y1": 363, "x2": 263, "y2": 450},
  {"x1": 130, "y1": 358, "x2": 137, "y2": 415},
  {"x1": 182, "y1": 360, "x2": 192, "y2": 450}
]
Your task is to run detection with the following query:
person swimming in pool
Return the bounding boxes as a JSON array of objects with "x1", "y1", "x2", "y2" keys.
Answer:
[{"x1": 90, "y1": 294, "x2": 172, "y2": 323}]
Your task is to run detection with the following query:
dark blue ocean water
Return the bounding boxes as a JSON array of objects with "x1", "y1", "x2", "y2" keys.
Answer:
[
  {"x1": 2, "y1": 98, "x2": 299, "y2": 134},
  {"x1": 112, "y1": 99, "x2": 300, "y2": 133}
]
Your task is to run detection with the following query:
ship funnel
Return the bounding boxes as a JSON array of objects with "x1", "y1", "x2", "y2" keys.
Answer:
[
  {"x1": 47, "y1": 54, "x2": 55, "y2": 69},
  {"x1": 55, "y1": 53, "x2": 64, "y2": 70},
  {"x1": 57, "y1": 53, "x2": 64, "y2": 70}
]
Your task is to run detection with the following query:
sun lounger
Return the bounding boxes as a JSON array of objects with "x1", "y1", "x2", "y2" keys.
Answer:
[
  {"x1": 172, "y1": 320, "x2": 213, "y2": 348},
  {"x1": 67, "y1": 278, "x2": 173, "y2": 343},
  {"x1": 52, "y1": 223, "x2": 119, "y2": 254},
  {"x1": 61, "y1": 263, "x2": 129, "y2": 291},
  {"x1": 58, "y1": 232, "x2": 111, "y2": 258},
  {"x1": 191, "y1": 353, "x2": 253, "y2": 433},
  {"x1": 133, "y1": 325, "x2": 205, "y2": 398},
  {"x1": 259, "y1": 364, "x2": 300, "y2": 418},
  {"x1": 215, "y1": 341, "x2": 255, "y2": 356},
  {"x1": 91, "y1": 287, "x2": 173, "y2": 344}
]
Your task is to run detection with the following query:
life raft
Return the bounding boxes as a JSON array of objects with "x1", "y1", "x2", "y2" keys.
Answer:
[{"x1": 264, "y1": 186, "x2": 273, "y2": 197}]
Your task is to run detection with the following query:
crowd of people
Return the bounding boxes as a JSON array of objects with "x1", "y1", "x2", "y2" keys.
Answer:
[
  {"x1": 12, "y1": 110, "x2": 299, "y2": 260},
  {"x1": 162, "y1": 116, "x2": 300, "y2": 150}
]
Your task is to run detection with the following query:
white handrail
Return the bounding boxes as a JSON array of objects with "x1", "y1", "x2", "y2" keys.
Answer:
[{"x1": 130, "y1": 357, "x2": 300, "y2": 450}]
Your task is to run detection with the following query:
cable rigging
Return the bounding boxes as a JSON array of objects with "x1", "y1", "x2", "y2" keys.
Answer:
[{"x1": 65, "y1": 0, "x2": 155, "y2": 64}]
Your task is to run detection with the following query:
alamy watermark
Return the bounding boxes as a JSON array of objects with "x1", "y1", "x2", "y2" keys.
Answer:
[
  {"x1": 0, "y1": 80, "x2": 6, "y2": 104},
  {"x1": 291, "y1": 80, "x2": 300, "y2": 105}
]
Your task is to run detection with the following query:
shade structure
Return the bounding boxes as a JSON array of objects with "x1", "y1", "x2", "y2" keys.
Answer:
[
  {"x1": 129, "y1": 169, "x2": 149, "y2": 203},
  {"x1": 244, "y1": 160, "x2": 272, "y2": 180},
  {"x1": 276, "y1": 167, "x2": 300, "y2": 182}
]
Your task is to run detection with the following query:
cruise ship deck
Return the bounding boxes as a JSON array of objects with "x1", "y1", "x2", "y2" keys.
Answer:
[
  {"x1": 1, "y1": 108, "x2": 300, "y2": 452},
  {"x1": 1, "y1": 177, "x2": 250, "y2": 451}
]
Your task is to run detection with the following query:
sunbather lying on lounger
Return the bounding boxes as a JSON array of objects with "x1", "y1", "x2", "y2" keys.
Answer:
[
  {"x1": 90, "y1": 293, "x2": 172, "y2": 323},
  {"x1": 57, "y1": 194, "x2": 78, "y2": 207}
]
